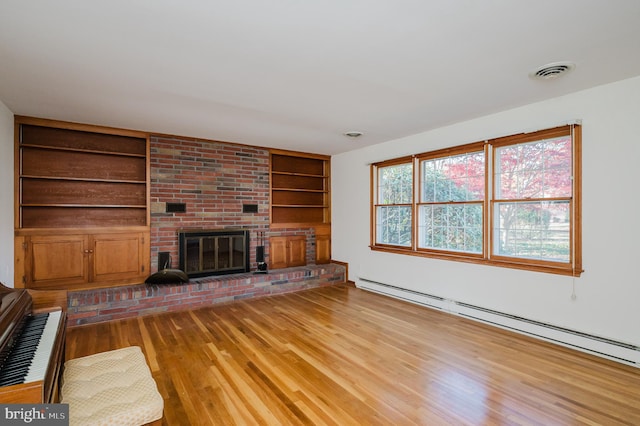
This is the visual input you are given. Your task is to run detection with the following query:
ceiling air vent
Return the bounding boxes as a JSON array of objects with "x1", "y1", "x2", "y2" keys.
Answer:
[{"x1": 529, "y1": 62, "x2": 575, "y2": 80}]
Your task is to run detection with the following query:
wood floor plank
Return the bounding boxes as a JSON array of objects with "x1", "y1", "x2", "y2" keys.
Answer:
[{"x1": 66, "y1": 284, "x2": 640, "y2": 425}]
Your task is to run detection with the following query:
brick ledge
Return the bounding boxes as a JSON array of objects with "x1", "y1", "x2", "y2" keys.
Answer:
[{"x1": 67, "y1": 263, "x2": 345, "y2": 326}]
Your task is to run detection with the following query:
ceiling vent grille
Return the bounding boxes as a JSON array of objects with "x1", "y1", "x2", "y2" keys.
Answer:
[{"x1": 530, "y1": 62, "x2": 575, "y2": 80}]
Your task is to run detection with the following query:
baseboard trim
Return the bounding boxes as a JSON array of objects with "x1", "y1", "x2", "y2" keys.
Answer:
[{"x1": 357, "y1": 277, "x2": 639, "y2": 367}]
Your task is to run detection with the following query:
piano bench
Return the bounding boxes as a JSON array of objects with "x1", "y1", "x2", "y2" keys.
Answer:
[{"x1": 61, "y1": 346, "x2": 164, "y2": 426}]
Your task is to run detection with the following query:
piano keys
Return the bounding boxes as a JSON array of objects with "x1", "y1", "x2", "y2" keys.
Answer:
[
  {"x1": 0, "y1": 310, "x2": 63, "y2": 386},
  {"x1": 24, "y1": 310, "x2": 62, "y2": 384},
  {"x1": 0, "y1": 283, "x2": 67, "y2": 403}
]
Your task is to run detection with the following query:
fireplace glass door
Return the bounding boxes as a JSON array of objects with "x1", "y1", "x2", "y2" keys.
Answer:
[{"x1": 179, "y1": 230, "x2": 250, "y2": 277}]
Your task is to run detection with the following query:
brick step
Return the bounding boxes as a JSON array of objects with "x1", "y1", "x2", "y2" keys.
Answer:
[{"x1": 67, "y1": 263, "x2": 345, "y2": 326}]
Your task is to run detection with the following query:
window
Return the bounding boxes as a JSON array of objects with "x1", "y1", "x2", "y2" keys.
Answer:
[
  {"x1": 370, "y1": 125, "x2": 582, "y2": 276},
  {"x1": 417, "y1": 143, "x2": 485, "y2": 255},
  {"x1": 373, "y1": 159, "x2": 413, "y2": 247}
]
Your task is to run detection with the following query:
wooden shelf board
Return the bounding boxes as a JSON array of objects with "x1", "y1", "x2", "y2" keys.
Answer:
[
  {"x1": 271, "y1": 188, "x2": 327, "y2": 193},
  {"x1": 21, "y1": 204, "x2": 147, "y2": 208},
  {"x1": 270, "y1": 222, "x2": 330, "y2": 228},
  {"x1": 20, "y1": 143, "x2": 147, "y2": 158},
  {"x1": 271, "y1": 171, "x2": 326, "y2": 178},
  {"x1": 20, "y1": 175, "x2": 146, "y2": 184},
  {"x1": 272, "y1": 204, "x2": 327, "y2": 208}
]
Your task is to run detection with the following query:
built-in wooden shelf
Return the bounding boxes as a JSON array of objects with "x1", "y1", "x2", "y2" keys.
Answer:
[
  {"x1": 19, "y1": 143, "x2": 147, "y2": 158},
  {"x1": 270, "y1": 150, "x2": 330, "y2": 228},
  {"x1": 15, "y1": 117, "x2": 151, "y2": 290},
  {"x1": 17, "y1": 122, "x2": 149, "y2": 229}
]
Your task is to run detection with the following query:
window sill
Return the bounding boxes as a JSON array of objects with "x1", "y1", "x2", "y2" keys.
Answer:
[{"x1": 370, "y1": 245, "x2": 583, "y2": 277}]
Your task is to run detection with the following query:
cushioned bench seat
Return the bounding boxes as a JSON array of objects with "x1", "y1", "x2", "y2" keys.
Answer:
[{"x1": 61, "y1": 346, "x2": 164, "y2": 426}]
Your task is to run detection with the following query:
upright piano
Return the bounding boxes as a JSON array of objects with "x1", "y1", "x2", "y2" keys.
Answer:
[{"x1": 0, "y1": 282, "x2": 67, "y2": 403}]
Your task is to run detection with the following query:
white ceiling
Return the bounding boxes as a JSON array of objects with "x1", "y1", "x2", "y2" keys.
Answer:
[{"x1": 1, "y1": 1, "x2": 640, "y2": 155}]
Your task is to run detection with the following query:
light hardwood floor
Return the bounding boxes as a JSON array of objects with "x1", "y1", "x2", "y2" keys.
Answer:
[{"x1": 66, "y1": 284, "x2": 640, "y2": 425}]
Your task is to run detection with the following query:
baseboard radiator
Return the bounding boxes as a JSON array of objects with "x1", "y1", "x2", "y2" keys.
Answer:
[{"x1": 357, "y1": 277, "x2": 640, "y2": 367}]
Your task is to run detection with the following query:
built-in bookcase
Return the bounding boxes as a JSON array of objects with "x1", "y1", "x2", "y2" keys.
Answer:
[
  {"x1": 14, "y1": 117, "x2": 150, "y2": 290},
  {"x1": 18, "y1": 123, "x2": 148, "y2": 228},
  {"x1": 270, "y1": 150, "x2": 330, "y2": 227}
]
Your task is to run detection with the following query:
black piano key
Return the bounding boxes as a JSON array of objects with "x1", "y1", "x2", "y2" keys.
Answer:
[
  {"x1": 0, "y1": 361, "x2": 28, "y2": 374},
  {"x1": 1, "y1": 377, "x2": 26, "y2": 387},
  {"x1": 0, "y1": 354, "x2": 33, "y2": 373},
  {"x1": 8, "y1": 342, "x2": 41, "y2": 357},
  {"x1": 0, "y1": 369, "x2": 29, "y2": 382},
  {"x1": 0, "y1": 369, "x2": 30, "y2": 383},
  {"x1": 13, "y1": 339, "x2": 42, "y2": 350},
  {"x1": 12, "y1": 341, "x2": 41, "y2": 353},
  {"x1": 3, "y1": 360, "x2": 32, "y2": 373}
]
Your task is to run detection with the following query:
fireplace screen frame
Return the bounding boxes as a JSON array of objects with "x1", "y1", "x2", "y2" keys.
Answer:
[{"x1": 178, "y1": 229, "x2": 250, "y2": 278}]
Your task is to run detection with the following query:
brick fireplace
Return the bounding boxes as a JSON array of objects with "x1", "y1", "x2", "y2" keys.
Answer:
[
  {"x1": 150, "y1": 135, "x2": 318, "y2": 273},
  {"x1": 64, "y1": 134, "x2": 342, "y2": 326}
]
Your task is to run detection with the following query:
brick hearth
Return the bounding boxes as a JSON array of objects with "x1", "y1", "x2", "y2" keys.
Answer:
[{"x1": 67, "y1": 263, "x2": 345, "y2": 326}]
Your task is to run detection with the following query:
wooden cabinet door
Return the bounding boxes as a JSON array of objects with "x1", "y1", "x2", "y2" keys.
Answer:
[
  {"x1": 314, "y1": 225, "x2": 331, "y2": 264},
  {"x1": 287, "y1": 236, "x2": 306, "y2": 267},
  {"x1": 269, "y1": 235, "x2": 307, "y2": 269},
  {"x1": 315, "y1": 235, "x2": 331, "y2": 264},
  {"x1": 25, "y1": 234, "x2": 89, "y2": 288},
  {"x1": 92, "y1": 232, "x2": 148, "y2": 283},
  {"x1": 269, "y1": 236, "x2": 289, "y2": 269}
]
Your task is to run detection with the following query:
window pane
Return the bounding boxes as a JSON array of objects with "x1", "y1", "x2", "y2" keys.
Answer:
[
  {"x1": 418, "y1": 204, "x2": 482, "y2": 253},
  {"x1": 421, "y1": 152, "x2": 484, "y2": 202},
  {"x1": 495, "y1": 137, "x2": 572, "y2": 199},
  {"x1": 376, "y1": 206, "x2": 412, "y2": 246},
  {"x1": 378, "y1": 163, "x2": 412, "y2": 204},
  {"x1": 493, "y1": 201, "x2": 570, "y2": 262}
]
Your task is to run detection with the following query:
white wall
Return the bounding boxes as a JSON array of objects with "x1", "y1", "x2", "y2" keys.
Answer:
[
  {"x1": 0, "y1": 100, "x2": 13, "y2": 286},
  {"x1": 332, "y1": 75, "x2": 640, "y2": 347}
]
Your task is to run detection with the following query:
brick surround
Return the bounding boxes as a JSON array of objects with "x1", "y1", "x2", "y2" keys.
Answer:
[
  {"x1": 67, "y1": 263, "x2": 345, "y2": 326},
  {"x1": 150, "y1": 135, "x2": 319, "y2": 272}
]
